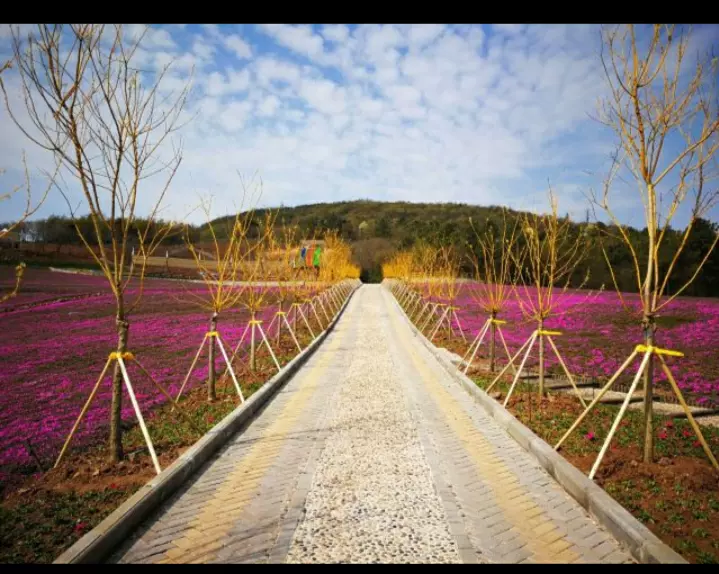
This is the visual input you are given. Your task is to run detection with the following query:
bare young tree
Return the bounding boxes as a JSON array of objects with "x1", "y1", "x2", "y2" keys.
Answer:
[
  {"x1": 0, "y1": 154, "x2": 55, "y2": 303},
  {"x1": 1, "y1": 24, "x2": 192, "y2": 463},
  {"x1": 174, "y1": 195, "x2": 257, "y2": 403},
  {"x1": 489, "y1": 188, "x2": 592, "y2": 406},
  {"x1": 267, "y1": 220, "x2": 302, "y2": 345},
  {"x1": 592, "y1": 24, "x2": 719, "y2": 464},
  {"x1": 466, "y1": 208, "x2": 523, "y2": 373},
  {"x1": 427, "y1": 244, "x2": 466, "y2": 342}
]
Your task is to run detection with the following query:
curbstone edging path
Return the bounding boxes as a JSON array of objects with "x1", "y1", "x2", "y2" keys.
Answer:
[
  {"x1": 53, "y1": 284, "x2": 359, "y2": 564},
  {"x1": 382, "y1": 281, "x2": 687, "y2": 565}
]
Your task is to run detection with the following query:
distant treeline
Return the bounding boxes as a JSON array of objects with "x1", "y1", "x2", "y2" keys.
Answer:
[{"x1": 4, "y1": 200, "x2": 719, "y2": 297}]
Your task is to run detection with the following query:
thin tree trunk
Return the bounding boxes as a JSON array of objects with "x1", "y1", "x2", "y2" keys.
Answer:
[
  {"x1": 208, "y1": 312, "x2": 217, "y2": 402},
  {"x1": 538, "y1": 319, "x2": 545, "y2": 398},
  {"x1": 643, "y1": 183, "x2": 656, "y2": 464},
  {"x1": 489, "y1": 311, "x2": 497, "y2": 373},
  {"x1": 250, "y1": 311, "x2": 257, "y2": 372},
  {"x1": 109, "y1": 312, "x2": 128, "y2": 463},
  {"x1": 277, "y1": 300, "x2": 283, "y2": 346},
  {"x1": 643, "y1": 316, "x2": 656, "y2": 463}
]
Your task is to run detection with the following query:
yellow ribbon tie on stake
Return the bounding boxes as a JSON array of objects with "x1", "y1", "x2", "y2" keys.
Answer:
[
  {"x1": 250, "y1": 320, "x2": 263, "y2": 325},
  {"x1": 109, "y1": 351, "x2": 135, "y2": 360},
  {"x1": 538, "y1": 330, "x2": 562, "y2": 336},
  {"x1": 206, "y1": 331, "x2": 219, "y2": 338},
  {"x1": 490, "y1": 319, "x2": 507, "y2": 325},
  {"x1": 635, "y1": 344, "x2": 684, "y2": 358}
]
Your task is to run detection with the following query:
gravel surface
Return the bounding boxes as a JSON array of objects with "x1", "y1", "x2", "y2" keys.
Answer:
[{"x1": 286, "y1": 289, "x2": 462, "y2": 564}]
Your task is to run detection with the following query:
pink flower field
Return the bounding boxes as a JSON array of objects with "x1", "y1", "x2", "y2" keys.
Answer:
[
  {"x1": 448, "y1": 284, "x2": 719, "y2": 408},
  {"x1": 0, "y1": 267, "x2": 279, "y2": 486}
]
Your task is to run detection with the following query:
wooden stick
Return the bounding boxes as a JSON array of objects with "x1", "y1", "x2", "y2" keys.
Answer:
[
  {"x1": 546, "y1": 336, "x2": 587, "y2": 408},
  {"x1": 462, "y1": 318, "x2": 491, "y2": 374},
  {"x1": 589, "y1": 351, "x2": 652, "y2": 480},
  {"x1": 555, "y1": 349, "x2": 639, "y2": 451},
  {"x1": 429, "y1": 306, "x2": 450, "y2": 340},
  {"x1": 496, "y1": 325, "x2": 518, "y2": 375},
  {"x1": 117, "y1": 356, "x2": 161, "y2": 475},
  {"x1": 317, "y1": 296, "x2": 331, "y2": 323},
  {"x1": 413, "y1": 300, "x2": 429, "y2": 323},
  {"x1": 258, "y1": 324, "x2": 282, "y2": 372},
  {"x1": 420, "y1": 303, "x2": 439, "y2": 332},
  {"x1": 298, "y1": 305, "x2": 316, "y2": 339},
  {"x1": 309, "y1": 300, "x2": 324, "y2": 331},
  {"x1": 503, "y1": 331, "x2": 538, "y2": 407},
  {"x1": 486, "y1": 335, "x2": 533, "y2": 393},
  {"x1": 282, "y1": 313, "x2": 303, "y2": 352},
  {"x1": 216, "y1": 334, "x2": 245, "y2": 401},
  {"x1": 55, "y1": 357, "x2": 112, "y2": 468},
  {"x1": 176, "y1": 334, "x2": 209, "y2": 401},
  {"x1": 229, "y1": 322, "x2": 251, "y2": 362},
  {"x1": 266, "y1": 313, "x2": 279, "y2": 338},
  {"x1": 452, "y1": 309, "x2": 467, "y2": 342},
  {"x1": 461, "y1": 317, "x2": 489, "y2": 363},
  {"x1": 133, "y1": 359, "x2": 204, "y2": 433},
  {"x1": 657, "y1": 355, "x2": 719, "y2": 472}
]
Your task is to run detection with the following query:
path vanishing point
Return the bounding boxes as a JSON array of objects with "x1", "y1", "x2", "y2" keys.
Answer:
[{"x1": 109, "y1": 285, "x2": 634, "y2": 564}]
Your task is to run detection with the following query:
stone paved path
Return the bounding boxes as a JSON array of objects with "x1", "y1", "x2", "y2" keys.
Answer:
[{"x1": 110, "y1": 285, "x2": 634, "y2": 564}]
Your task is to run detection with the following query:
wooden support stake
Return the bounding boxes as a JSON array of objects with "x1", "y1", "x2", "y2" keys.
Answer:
[
  {"x1": 503, "y1": 331, "x2": 538, "y2": 407},
  {"x1": 589, "y1": 351, "x2": 652, "y2": 480},
  {"x1": 554, "y1": 349, "x2": 639, "y2": 451},
  {"x1": 176, "y1": 334, "x2": 208, "y2": 401},
  {"x1": 117, "y1": 356, "x2": 161, "y2": 475},
  {"x1": 658, "y1": 355, "x2": 719, "y2": 472},
  {"x1": 546, "y1": 336, "x2": 587, "y2": 409},
  {"x1": 55, "y1": 357, "x2": 113, "y2": 468}
]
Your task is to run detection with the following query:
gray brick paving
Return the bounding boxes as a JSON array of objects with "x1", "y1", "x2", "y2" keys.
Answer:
[
  {"x1": 107, "y1": 286, "x2": 637, "y2": 563},
  {"x1": 108, "y1": 294, "x2": 359, "y2": 564}
]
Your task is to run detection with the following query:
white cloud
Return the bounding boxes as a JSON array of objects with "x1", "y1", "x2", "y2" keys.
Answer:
[
  {"x1": 204, "y1": 68, "x2": 251, "y2": 97},
  {"x1": 257, "y1": 94, "x2": 281, "y2": 117},
  {"x1": 299, "y1": 77, "x2": 346, "y2": 115},
  {"x1": 192, "y1": 36, "x2": 215, "y2": 61},
  {"x1": 254, "y1": 56, "x2": 301, "y2": 88},
  {"x1": 1, "y1": 23, "x2": 712, "y2": 228},
  {"x1": 493, "y1": 23, "x2": 526, "y2": 36},
  {"x1": 259, "y1": 24, "x2": 324, "y2": 62},
  {"x1": 321, "y1": 25, "x2": 350, "y2": 44},
  {"x1": 223, "y1": 34, "x2": 252, "y2": 60},
  {"x1": 406, "y1": 24, "x2": 445, "y2": 49}
]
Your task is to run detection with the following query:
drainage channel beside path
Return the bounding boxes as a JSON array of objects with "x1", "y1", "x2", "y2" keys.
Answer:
[{"x1": 109, "y1": 285, "x2": 633, "y2": 564}]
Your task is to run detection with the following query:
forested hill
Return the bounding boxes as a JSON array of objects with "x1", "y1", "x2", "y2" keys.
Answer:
[
  {"x1": 5, "y1": 199, "x2": 718, "y2": 296},
  {"x1": 209, "y1": 200, "x2": 719, "y2": 296}
]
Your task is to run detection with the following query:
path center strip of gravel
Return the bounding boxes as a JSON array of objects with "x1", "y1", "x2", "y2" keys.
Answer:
[{"x1": 286, "y1": 287, "x2": 462, "y2": 564}]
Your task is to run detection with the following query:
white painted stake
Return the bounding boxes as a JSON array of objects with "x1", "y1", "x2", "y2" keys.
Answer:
[
  {"x1": 298, "y1": 305, "x2": 316, "y2": 339},
  {"x1": 216, "y1": 335, "x2": 244, "y2": 402},
  {"x1": 462, "y1": 318, "x2": 491, "y2": 374},
  {"x1": 282, "y1": 313, "x2": 303, "y2": 352},
  {"x1": 176, "y1": 335, "x2": 208, "y2": 401},
  {"x1": 258, "y1": 324, "x2": 281, "y2": 372},
  {"x1": 589, "y1": 351, "x2": 652, "y2": 480},
  {"x1": 429, "y1": 306, "x2": 450, "y2": 340},
  {"x1": 117, "y1": 356, "x2": 161, "y2": 475},
  {"x1": 503, "y1": 331, "x2": 538, "y2": 407}
]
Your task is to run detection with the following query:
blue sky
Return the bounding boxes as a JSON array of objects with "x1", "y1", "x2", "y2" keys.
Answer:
[{"x1": 1, "y1": 24, "x2": 717, "y2": 228}]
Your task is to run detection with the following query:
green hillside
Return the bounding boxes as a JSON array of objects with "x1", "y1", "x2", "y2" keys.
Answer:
[
  {"x1": 6, "y1": 199, "x2": 718, "y2": 294},
  {"x1": 208, "y1": 200, "x2": 719, "y2": 293}
]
